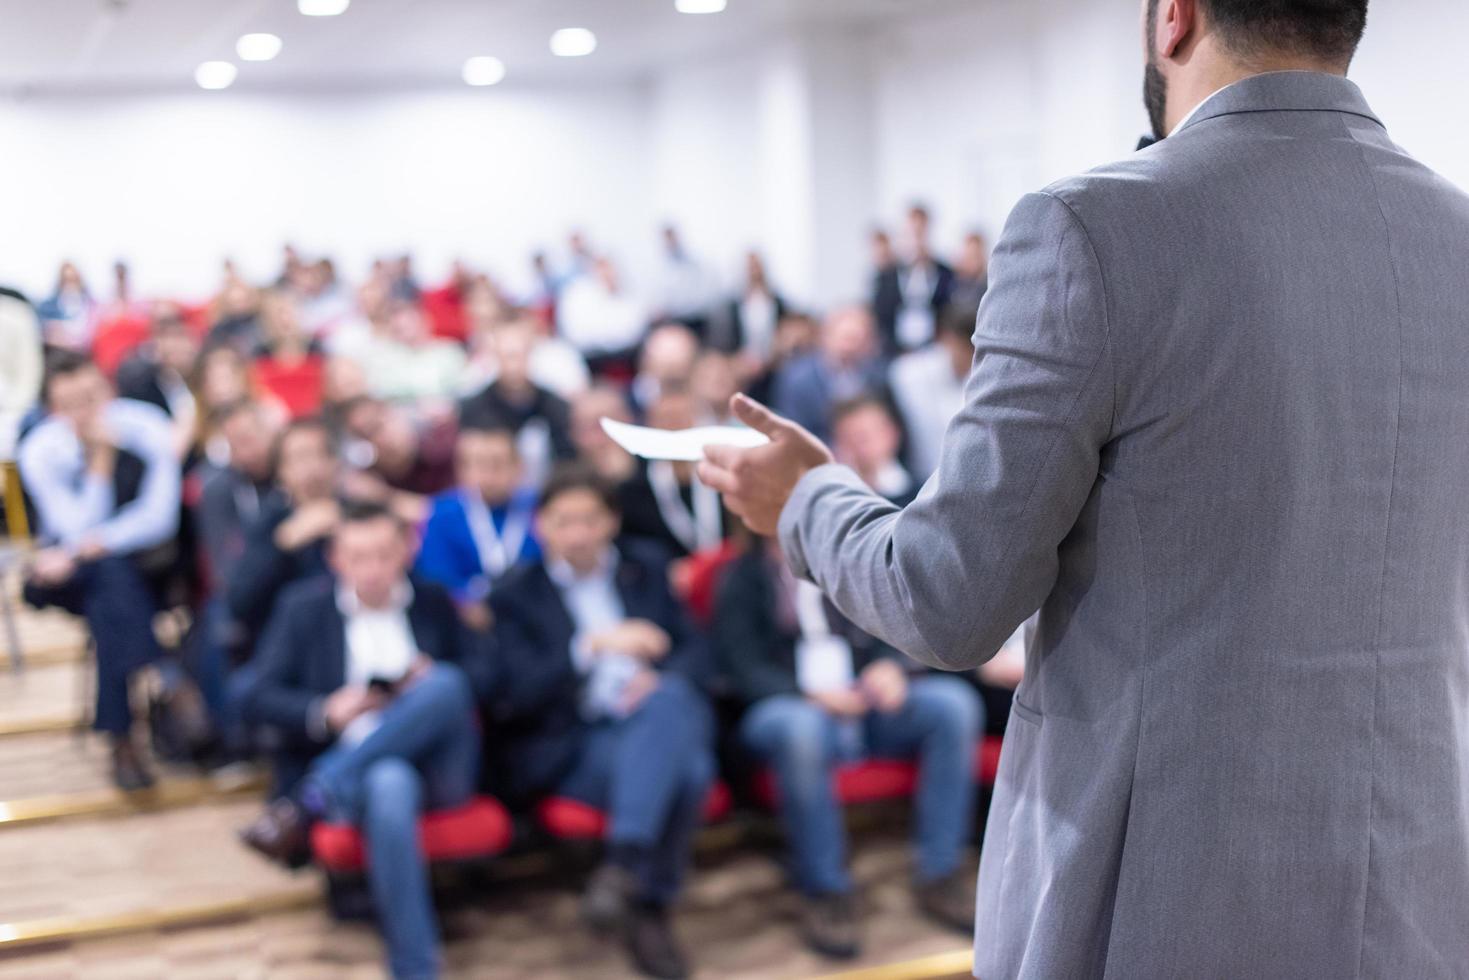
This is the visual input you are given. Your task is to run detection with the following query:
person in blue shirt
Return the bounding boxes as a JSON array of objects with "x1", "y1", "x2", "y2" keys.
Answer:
[{"x1": 415, "y1": 422, "x2": 539, "y2": 629}]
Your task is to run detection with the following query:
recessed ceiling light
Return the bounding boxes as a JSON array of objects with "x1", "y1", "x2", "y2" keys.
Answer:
[
  {"x1": 236, "y1": 33, "x2": 283, "y2": 62},
  {"x1": 550, "y1": 27, "x2": 597, "y2": 58},
  {"x1": 462, "y1": 55, "x2": 506, "y2": 87},
  {"x1": 194, "y1": 61, "x2": 238, "y2": 90},
  {"x1": 298, "y1": 0, "x2": 349, "y2": 16},
  {"x1": 675, "y1": 0, "x2": 726, "y2": 12}
]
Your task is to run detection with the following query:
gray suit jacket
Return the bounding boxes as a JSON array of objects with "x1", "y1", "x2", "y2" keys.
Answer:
[{"x1": 779, "y1": 72, "x2": 1469, "y2": 979}]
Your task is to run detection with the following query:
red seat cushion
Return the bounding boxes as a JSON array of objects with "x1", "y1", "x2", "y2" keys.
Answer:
[
  {"x1": 679, "y1": 541, "x2": 740, "y2": 626},
  {"x1": 311, "y1": 795, "x2": 513, "y2": 873},
  {"x1": 537, "y1": 782, "x2": 733, "y2": 841},
  {"x1": 754, "y1": 737, "x2": 1005, "y2": 809}
]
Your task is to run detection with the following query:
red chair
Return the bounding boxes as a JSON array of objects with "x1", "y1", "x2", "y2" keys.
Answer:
[
  {"x1": 91, "y1": 313, "x2": 152, "y2": 377},
  {"x1": 753, "y1": 736, "x2": 1004, "y2": 809},
  {"x1": 678, "y1": 541, "x2": 741, "y2": 627},
  {"x1": 310, "y1": 795, "x2": 514, "y2": 874},
  {"x1": 535, "y1": 782, "x2": 733, "y2": 841}
]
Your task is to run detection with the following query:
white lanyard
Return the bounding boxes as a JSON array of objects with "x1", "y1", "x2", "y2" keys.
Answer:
[
  {"x1": 462, "y1": 489, "x2": 531, "y2": 579},
  {"x1": 647, "y1": 461, "x2": 722, "y2": 553}
]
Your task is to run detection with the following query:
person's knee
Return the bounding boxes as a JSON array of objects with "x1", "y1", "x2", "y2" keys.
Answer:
[
  {"x1": 910, "y1": 676, "x2": 983, "y2": 738},
  {"x1": 416, "y1": 661, "x2": 474, "y2": 714},
  {"x1": 641, "y1": 672, "x2": 710, "y2": 728},
  {"x1": 754, "y1": 700, "x2": 833, "y2": 778},
  {"x1": 363, "y1": 757, "x2": 423, "y2": 821}
]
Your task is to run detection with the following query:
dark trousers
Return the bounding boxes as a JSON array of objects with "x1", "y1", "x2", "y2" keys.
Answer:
[
  {"x1": 24, "y1": 556, "x2": 164, "y2": 736},
  {"x1": 555, "y1": 673, "x2": 716, "y2": 904}
]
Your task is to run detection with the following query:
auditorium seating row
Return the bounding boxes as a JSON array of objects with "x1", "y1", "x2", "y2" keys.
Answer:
[{"x1": 312, "y1": 736, "x2": 1005, "y2": 899}]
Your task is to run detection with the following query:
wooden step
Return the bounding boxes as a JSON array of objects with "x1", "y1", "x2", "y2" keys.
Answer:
[{"x1": 0, "y1": 662, "x2": 86, "y2": 736}]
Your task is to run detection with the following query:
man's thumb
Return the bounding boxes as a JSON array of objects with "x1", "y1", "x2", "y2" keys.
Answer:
[{"x1": 730, "y1": 393, "x2": 787, "y2": 438}]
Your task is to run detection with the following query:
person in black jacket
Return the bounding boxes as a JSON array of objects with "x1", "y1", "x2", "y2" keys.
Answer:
[
  {"x1": 224, "y1": 418, "x2": 339, "y2": 649},
  {"x1": 487, "y1": 466, "x2": 714, "y2": 980},
  {"x1": 871, "y1": 204, "x2": 955, "y2": 355},
  {"x1": 238, "y1": 501, "x2": 491, "y2": 980},
  {"x1": 714, "y1": 535, "x2": 982, "y2": 959}
]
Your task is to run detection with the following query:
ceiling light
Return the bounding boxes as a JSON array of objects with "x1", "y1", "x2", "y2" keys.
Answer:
[
  {"x1": 550, "y1": 27, "x2": 597, "y2": 58},
  {"x1": 298, "y1": 0, "x2": 350, "y2": 16},
  {"x1": 236, "y1": 33, "x2": 283, "y2": 62},
  {"x1": 675, "y1": 0, "x2": 727, "y2": 12},
  {"x1": 194, "y1": 61, "x2": 238, "y2": 90},
  {"x1": 462, "y1": 55, "x2": 506, "y2": 87}
]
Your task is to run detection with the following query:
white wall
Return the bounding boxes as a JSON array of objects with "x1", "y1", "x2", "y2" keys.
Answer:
[
  {"x1": 2, "y1": 0, "x2": 1466, "y2": 309},
  {"x1": 0, "y1": 85, "x2": 654, "y2": 301}
]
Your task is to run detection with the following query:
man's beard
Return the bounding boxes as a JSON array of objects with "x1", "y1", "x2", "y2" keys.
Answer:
[{"x1": 1143, "y1": 55, "x2": 1169, "y2": 142}]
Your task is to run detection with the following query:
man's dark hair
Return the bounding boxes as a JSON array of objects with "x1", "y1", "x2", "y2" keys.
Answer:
[
  {"x1": 537, "y1": 463, "x2": 620, "y2": 515},
  {"x1": 270, "y1": 416, "x2": 336, "y2": 475},
  {"x1": 41, "y1": 348, "x2": 98, "y2": 405},
  {"x1": 1159, "y1": 0, "x2": 1369, "y2": 65},
  {"x1": 938, "y1": 303, "x2": 981, "y2": 346},
  {"x1": 209, "y1": 398, "x2": 261, "y2": 430},
  {"x1": 336, "y1": 497, "x2": 405, "y2": 533},
  {"x1": 457, "y1": 419, "x2": 520, "y2": 449},
  {"x1": 831, "y1": 395, "x2": 898, "y2": 430}
]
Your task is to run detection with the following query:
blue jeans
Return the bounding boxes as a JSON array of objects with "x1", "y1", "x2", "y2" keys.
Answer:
[
  {"x1": 556, "y1": 673, "x2": 716, "y2": 904},
  {"x1": 740, "y1": 673, "x2": 983, "y2": 896},
  {"x1": 24, "y1": 556, "x2": 163, "y2": 735},
  {"x1": 304, "y1": 663, "x2": 479, "y2": 980}
]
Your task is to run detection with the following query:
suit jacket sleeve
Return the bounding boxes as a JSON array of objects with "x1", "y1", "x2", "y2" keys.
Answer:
[
  {"x1": 487, "y1": 584, "x2": 579, "y2": 722},
  {"x1": 241, "y1": 594, "x2": 325, "y2": 743},
  {"x1": 226, "y1": 507, "x2": 295, "y2": 625},
  {"x1": 713, "y1": 557, "x2": 801, "y2": 704},
  {"x1": 779, "y1": 191, "x2": 1114, "y2": 670}
]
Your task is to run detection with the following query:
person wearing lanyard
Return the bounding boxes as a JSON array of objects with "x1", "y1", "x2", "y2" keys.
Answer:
[
  {"x1": 416, "y1": 422, "x2": 539, "y2": 630},
  {"x1": 617, "y1": 389, "x2": 726, "y2": 560},
  {"x1": 714, "y1": 534, "x2": 984, "y2": 960}
]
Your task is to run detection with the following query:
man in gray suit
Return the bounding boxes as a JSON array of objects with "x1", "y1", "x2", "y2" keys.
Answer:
[{"x1": 700, "y1": 0, "x2": 1469, "y2": 976}]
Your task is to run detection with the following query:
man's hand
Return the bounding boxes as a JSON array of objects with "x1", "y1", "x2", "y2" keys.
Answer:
[
  {"x1": 859, "y1": 659, "x2": 909, "y2": 714},
  {"x1": 698, "y1": 394, "x2": 834, "y2": 536},
  {"x1": 618, "y1": 667, "x2": 662, "y2": 715},
  {"x1": 323, "y1": 685, "x2": 385, "y2": 732},
  {"x1": 274, "y1": 499, "x2": 341, "y2": 551},
  {"x1": 585, "y1": 619, "x2": 672, "y2": 662},
  {"x1": 29, "y1": 547, "x2": 77, "y2": 586},
  {"x1": 810, "y1": 687, "x2": 869, "y2": 718},
  {"x1": 73, "y1": 535, "x2": 109, "y2": 563}
]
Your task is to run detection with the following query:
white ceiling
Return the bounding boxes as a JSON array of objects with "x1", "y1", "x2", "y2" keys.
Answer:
[{"x1": 0, "y1": 0, "x2": 972, "y2": 94}]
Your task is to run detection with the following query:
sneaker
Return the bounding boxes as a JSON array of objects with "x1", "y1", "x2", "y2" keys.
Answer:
[
  {"x1": 801, "y1": 892, "x2": 860, "y2": 959},
  {"x1": 623, "y1": 905, "x2": 690, "y2": 979},
  {"x1": 238, "y1": 797, "x2": 313, "y2": 868},
  {"x1": 110, "y1": 737, "x2": 156, "y2": 793},
  {"x1": 913, "y1": 869, "x2": 975, "y2": 935},
  {"x1": 582, "y1": 861, "x2": 640, "y2": 933}
]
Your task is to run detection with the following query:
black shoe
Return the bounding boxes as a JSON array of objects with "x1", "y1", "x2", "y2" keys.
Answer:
[
  {"x1": 624, "y1": 905, "x2": 690, "y2": 980},
  {"x1": 582, "y1": 862, "x2": 640, "y2": 933},
  {"x1": 913, "y1": 869, "x2": 975, "y2": 935},
  {"x1": 801, "y1": 892, "x2": 860, "y2": 959},
  {"x1": 238, "y1": 797, "x2": 313, "y2": 869},
  {"x1": 110, "y1": 737, "x2": 156, "y2": 793}
]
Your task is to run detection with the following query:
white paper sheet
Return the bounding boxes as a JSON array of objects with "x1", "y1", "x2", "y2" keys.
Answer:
[{"x1": 600, "y1": 417, "x2": 770, "y2": 462}]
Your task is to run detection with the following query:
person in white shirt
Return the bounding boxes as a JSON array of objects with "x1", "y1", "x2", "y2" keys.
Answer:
[
  {"x1": 239, "y1": 501, "x2": 488, "y2": 980},
  {"x1": 557, "y1": 257, "x2": 648, "y2": 366},
  {"x1": 888, "y1": 303, "x2": 979, "y2": 479}
]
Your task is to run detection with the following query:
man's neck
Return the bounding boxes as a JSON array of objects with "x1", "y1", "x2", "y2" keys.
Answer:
[{"x1": 1167, "y1": 46, "x2": 1347, "y2": 136}]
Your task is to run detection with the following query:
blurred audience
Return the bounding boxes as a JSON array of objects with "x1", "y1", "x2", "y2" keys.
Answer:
[
  {"x1": 831, "y1": 397, "x2": 917, "y2": 507},
  {"x1": 873, "y1": 204, "x2": 955, "y2": 355},
  {"x1": 890, "y1": 303, "x2": 978, "y2": 479},
  {"x1": 772, "y1": 306, "x2": 887, "y2": 443}
]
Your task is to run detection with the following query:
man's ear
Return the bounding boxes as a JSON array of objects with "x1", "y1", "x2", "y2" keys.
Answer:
[{"x1": 1157, "y1": 0, "x2": 1199, "y2": 60}]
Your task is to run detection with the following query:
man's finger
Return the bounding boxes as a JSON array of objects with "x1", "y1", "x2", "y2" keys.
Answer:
[
  {"x1": 697, "y1": 461, "x2": 740, "y2": 496},
  {"x1": 730, "y1": 393, "x2": 788, "y2": 438}
]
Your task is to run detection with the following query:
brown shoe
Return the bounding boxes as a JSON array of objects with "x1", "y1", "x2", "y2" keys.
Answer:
[
  {"x1": 238, "y1": 798, "x2": 312, "y2": 868},
  {"x1": 913, "y1": 869, "x2": 975, "y2": 935},
  {"x1": 110, "y1": 737, "x2": 156, "y2": 793},
  {"x1": 623, "y1": 906, "x2": 690, "y2": 979},
  {"x1": 801, "y1": 893, "x2": 860, "y2": 959}
]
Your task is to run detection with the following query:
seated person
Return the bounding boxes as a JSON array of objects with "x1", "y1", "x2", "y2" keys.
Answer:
[
  {"x1": 115, "y1": 310, "x2": 202, "y2": 460},
  {"x1": 250, "y1": 290, "x2": 326, "y2": 420},
  {"x1": 224, "y1": 418, "x2": 339, "y2": 654},
  {"x1": 570, "y1": 384, "x2": 637, "y2": 484},
  {"x1": 771, "y1": 306, "x2": 888, "y2": 443},
  {"x1": 415, "y1": 422, "x2": 540, "y2": 626},
  {"x1": 17, "y1": 350, "x2": 181, "y2": 790},
  {"x1": 339, "y1": 395, "x2": 457, "y2": 509},
  {"x1": 488, "y1": 466, "x2": 715, "y2": 980},
  {"x1": 830, "y1": 396, "x2": 919, "y2": 507},
  {"x1": 238, "y1": 501, "x2": 490, "y2": 980},
  {"x1": 714, "y1": 534, "x2": 982, "y2": 958},
  {"x1": 617, "y1": 388, "x2": 728, "y2": 560},
  {"x1": 458, "y1": 317, "x2": 577, "y2": 488}
]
